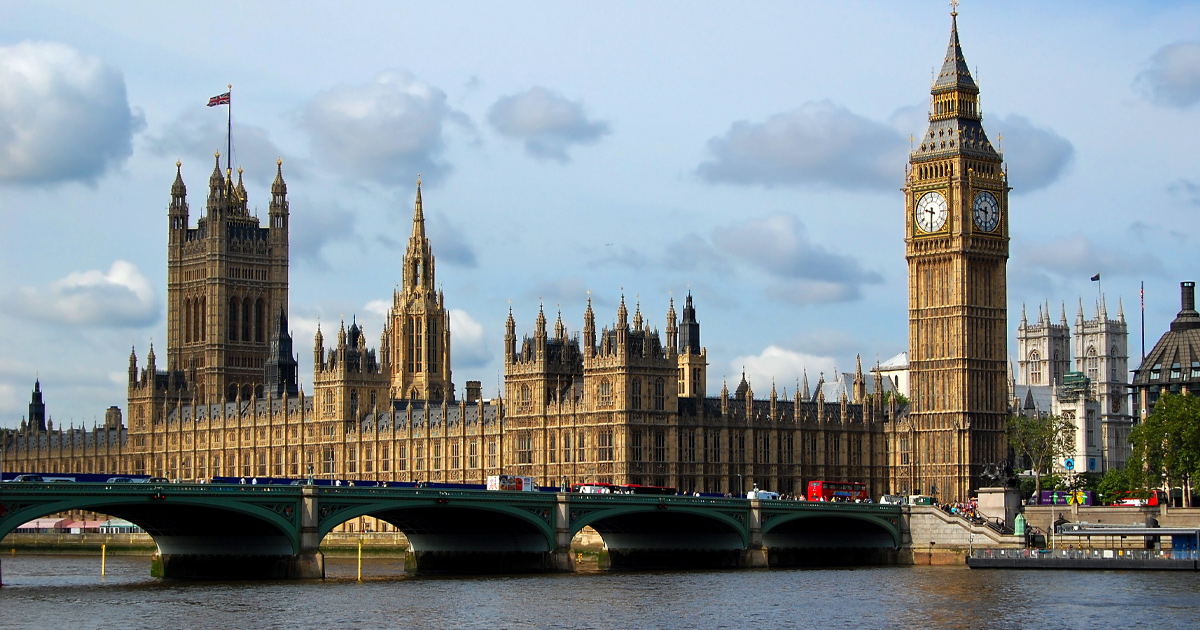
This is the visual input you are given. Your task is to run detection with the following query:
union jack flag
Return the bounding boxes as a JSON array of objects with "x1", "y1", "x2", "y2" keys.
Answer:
[{"x1": 207, "y1": 92, "x2": 230, "y2": 107}]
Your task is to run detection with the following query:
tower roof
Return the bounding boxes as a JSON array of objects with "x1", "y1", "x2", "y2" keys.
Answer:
[
  {"x1": 271, "y1": 158, "x2": 287, "y2": 195},
  {"x1": 172, "y1": 160, "x2": 186, "y2": 196},
  {"x1": 1132, "y1": 282, "x2": 1200, "y2": 387},
  {"x1": 933, "y1": 12, "x2": 977, "y2": 93},
  {"x1": 412, "y1": 175, "x2": 425, "y2": 241},
  {"x1": 913, "y1": 10, "x2": 999, "y2": 163}
]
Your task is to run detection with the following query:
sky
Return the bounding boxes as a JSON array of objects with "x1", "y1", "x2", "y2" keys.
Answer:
[{"x1": 2, "y1": 1, "x2": 1198, "y2": 428}]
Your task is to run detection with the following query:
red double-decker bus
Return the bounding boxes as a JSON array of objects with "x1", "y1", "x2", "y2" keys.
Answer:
[{"x1": 807, "y1": 480, "x2": 868, "y2": 502}]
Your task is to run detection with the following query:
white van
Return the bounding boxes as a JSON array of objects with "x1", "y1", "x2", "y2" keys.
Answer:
[{"x1": 746, "y1": 486, "x2": 780, "y2": 500}]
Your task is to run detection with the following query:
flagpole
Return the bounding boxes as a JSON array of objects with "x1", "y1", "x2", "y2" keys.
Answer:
[
  {"x1": 1141, "y1": 281, "x2": 1145, "y2": 362},
  {"x1": 226, "y1": 84, "x2": 232, "y2": 174}
]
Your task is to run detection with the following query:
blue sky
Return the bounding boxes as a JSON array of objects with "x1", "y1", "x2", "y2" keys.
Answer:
[{"x1": 2, "y1": 1, "x2": 1198, "y2": 427}]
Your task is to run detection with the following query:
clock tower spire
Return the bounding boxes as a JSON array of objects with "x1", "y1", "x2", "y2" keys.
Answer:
[{"x1": 898, "y1": 7, "x2": 1010, "y2": 502}]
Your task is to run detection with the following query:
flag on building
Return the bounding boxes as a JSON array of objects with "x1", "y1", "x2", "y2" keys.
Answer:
[
  {"x1": 207, "y1": 92, "x2": 231, "y2": 107},
  {"x1": 1090, "y1": 273, "x2": 1100, "y2": 281}
]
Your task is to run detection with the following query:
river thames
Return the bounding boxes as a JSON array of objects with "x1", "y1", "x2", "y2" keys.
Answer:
[{"x1": 1, "y1": 555, "x2": 1197, "y2": 629}]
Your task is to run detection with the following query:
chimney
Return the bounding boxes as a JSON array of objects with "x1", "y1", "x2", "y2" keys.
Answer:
[{"x1": 1171, "y1": 281, "x2": 1200, "y2": 332}]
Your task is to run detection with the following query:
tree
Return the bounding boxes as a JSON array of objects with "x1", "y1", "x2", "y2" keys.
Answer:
[
  {"x1": 1007, "y1": 413, "x2": 1075, "y2": 500},
  {"x1": 1095, "y1": 466, "x2": 1134, "y2": 505},
  {"x1": 1128, "y1": 392, "x2": 1200, "y2": 508}
]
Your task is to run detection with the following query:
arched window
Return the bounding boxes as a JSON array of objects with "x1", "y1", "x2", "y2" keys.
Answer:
[
  {"x1": 428, "y1": 319, "x2": 438, "y2": 373},
  {"x1": 631, "y1": 379, "x2": 642, "y2": 409},
  {"x1": 228, "y1": 297, "x2": 239, "y2": 341},
  {"x1": 520, "y1": 384, "x2": 532, "y2": 411},
  {"x1": 242, "y1": 298, "x2": 252, "y2": 343},
  {"x1": 597, "y1": 379, "x2": 612, "y2": 408},
  {"x1": 1028, "y1": 350, "x2": 1042, "y2": 384},
  {"x1": 255, "y1": 298, "x2": 266, "y2": 343},
  {"x1": 654, "y1": 378, "x2": 665, "y2": 410},
  {"x1": 1086, "y1": 346, "x2": 1098, "y2": 382},
  {"x1": 184, "y1": 298, "x2": 192, "y2": 344},
  {"x1": 349, "y1": 390, "x2": 358, "y2": 418}
]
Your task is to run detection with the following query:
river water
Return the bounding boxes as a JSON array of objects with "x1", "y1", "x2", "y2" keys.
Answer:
[{"x1": 1, "y1": 554, "x2": 1197, "y2": 629}]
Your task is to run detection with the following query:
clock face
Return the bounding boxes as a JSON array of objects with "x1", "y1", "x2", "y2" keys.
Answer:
[
  {"x1": 915, "y1": 191, "x2": 948, "y2": 233},
  {"x1": 973, "y1": 191, "x2": 1000, "y2": 232}
]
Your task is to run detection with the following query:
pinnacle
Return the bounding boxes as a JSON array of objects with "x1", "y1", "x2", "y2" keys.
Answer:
[{"x1": 933, "y1": 11, "x2": 977, "y2": 92}]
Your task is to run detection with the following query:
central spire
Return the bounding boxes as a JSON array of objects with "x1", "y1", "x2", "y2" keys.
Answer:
[
  {"x1": 412, "y1": 174, "x2": 426, "y2": 241},
  {"x1": 933, "y1": 10, "x2": 976, "y2": 93}
]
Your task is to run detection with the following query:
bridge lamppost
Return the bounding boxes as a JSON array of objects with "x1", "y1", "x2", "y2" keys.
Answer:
[{"x1": 737, "y1": 473, "x2": 743, "y2": 497}]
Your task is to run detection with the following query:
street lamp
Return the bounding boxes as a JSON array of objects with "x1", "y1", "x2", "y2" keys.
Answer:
[{"x1": 737, "y1": 473, "x2": 743, "y2": 497}]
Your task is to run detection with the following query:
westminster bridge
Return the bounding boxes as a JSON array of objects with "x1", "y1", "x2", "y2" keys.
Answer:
[{"x1": 0, "y1": 483, "x2": 902, "y2": 578}]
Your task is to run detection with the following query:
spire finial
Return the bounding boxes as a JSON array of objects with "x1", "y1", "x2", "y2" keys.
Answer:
[{"x1": 950, "y1": 0, "x2": 958, "y2": 17}]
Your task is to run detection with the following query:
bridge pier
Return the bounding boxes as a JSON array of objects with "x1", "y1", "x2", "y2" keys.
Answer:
[
  {"x1": 549, "y1": 493, "x2": 576, "y2": 572},
  {"x1": 740, "y1": 500, "x2": 770, "y2": 568},
  {"x1": 291, "y1": 487, "x2": 325, "y2": 579}
]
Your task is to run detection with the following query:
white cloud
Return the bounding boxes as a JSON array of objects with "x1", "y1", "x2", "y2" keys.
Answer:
[
  {"x1": 698, "y1": 100, "x2": 1072, "y2": 194},
  {"x1": 145, "y1": 112, "x2": 299, "y2": 186},
  {"x1": 664, "y1": 234, "x2": 730, "y2": 274},
  {"x1": 990, "y1": 114, "x2": 1074, "y2": 193},
  {"x1": 428, "y1": 214, "x2": 478, "y2": 268},
  {"x1": 710, "y1": 213, "x2": 882, "y2": 304},
  {"x1": 0, "y1": 41, "x2": 144, "y2": 185},
  {"x1": 4, "y1": 260, "x2": 158, "y2": 327},
  {"x1": 1168, "y1": 178, "x2": 1200, "y2": 206},
  {"x1": 301, "y1": 70, "x2": 466, "y2": 186},
  {"x1": 1014, "y1": 233, "x2": 1164, "y2": 280},
  {"x1": 487, "y1": 87, "x2": 610, "y2": 162},
  {"x1": 1135, "y1": 41, "x2": 1200, "y2": 108},
  {"x1": 527, "y1": 276, "x2": 593, "y2": 307},
  {"x1": 364, "y1": 300, "x2": 390, "y2": 319},
  {"x1": 764, "y1": 279, "x2": 864, "y2": 306},
  {"x1": 697, "y1": 100, "x2": 907, "y2": 191},
  {"x1": 290, "y1": 202, "x2": 361, "y2": 270},
  {"x1": 730, "y1": 345, "x2": 837, "y2": 397},
  {"x1": 450, "y1": 309, "x2": 491, "y2": 368}
]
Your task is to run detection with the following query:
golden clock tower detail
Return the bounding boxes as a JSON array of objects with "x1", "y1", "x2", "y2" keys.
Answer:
[{"x1": 900, "y1": 9, "x2": 1009, "y2": 501}]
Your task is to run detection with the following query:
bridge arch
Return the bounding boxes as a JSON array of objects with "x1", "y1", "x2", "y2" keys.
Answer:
[
  {"x1": 312, "y1": 489, "x2": 558, "y2": 573},
  {"x1": 0, "y1": 483, "x2": 306, "y2": 578},
  {"x1": 760, "y1": 509, "x2": 900, "y2": 566},
  {"x1": 568, "y1": 500, "x2": 750, "y2": 569}
]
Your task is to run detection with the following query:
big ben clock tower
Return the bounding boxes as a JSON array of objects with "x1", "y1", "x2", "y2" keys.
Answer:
[{"x1": 902, "y1": 8, "x2": 1009, "y2": 501}]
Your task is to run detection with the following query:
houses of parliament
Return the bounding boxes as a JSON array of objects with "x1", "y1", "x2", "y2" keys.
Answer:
[{"x1": 2, "y1": 12, "x2": 1009, "y2": 503}]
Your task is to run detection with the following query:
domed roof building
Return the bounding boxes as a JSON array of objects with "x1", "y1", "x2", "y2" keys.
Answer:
[{"x1": 1132, "y1": 281, "x2": 1200, "y2": 418}]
